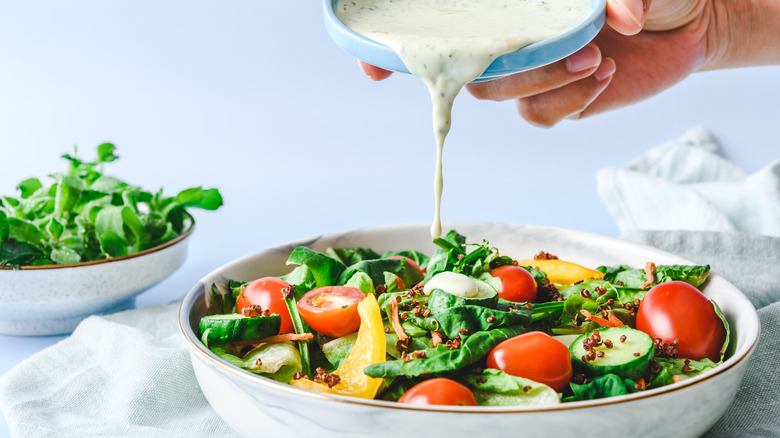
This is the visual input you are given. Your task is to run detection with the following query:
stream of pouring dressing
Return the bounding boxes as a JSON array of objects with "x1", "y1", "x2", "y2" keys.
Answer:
[{"x1": 336, "y1": 0, "x2": 592, "y2": 238}]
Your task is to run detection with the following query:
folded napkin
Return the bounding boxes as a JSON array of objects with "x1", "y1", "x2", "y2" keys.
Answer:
[
  {"x1": 598, "y1": 127, "x2": 780, "y2": 437},
  {"x1": 1, "y1": 128, "x2": 777, "y2": 438},
  {"x1": 0, "y1": 303, "x2": 239, "y2": 437},
  {"x1": 597, "y1": 127, "x2": 780, "y2": 237}
]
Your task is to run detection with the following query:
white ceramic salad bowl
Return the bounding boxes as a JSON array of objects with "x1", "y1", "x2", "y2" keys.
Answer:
[
  {"x1": 0, "y1": 223, "x2": 192, "y2": 336},
  {"x1": 179, "y1": 223, "x2": 759, "y2": 438}
]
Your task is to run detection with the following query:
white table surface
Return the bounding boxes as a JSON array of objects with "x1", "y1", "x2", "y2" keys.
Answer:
[{"x1": 1, "y1": 1, "x2": 778, "y2": 436}]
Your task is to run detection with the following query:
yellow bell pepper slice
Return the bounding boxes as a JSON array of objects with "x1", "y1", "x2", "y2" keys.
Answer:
[
  {"x1": 289, "y1": 293, "x2": 386, "y2": 399},
  {"x1": 518, "y1": 258, "x2": 604, "y2": 285}
]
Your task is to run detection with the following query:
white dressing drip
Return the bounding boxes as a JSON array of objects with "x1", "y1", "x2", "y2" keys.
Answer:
[{"x1": 337, "y1": 0, "x2": 592, "y2": 238}]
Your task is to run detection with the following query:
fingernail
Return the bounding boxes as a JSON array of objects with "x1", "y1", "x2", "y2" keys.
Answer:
[
  {"x1": 358, "y1": 60, "x2": 371, "y2": 76},
  {"x1": 565, "y1": 44, "x2": 601, "y2": 73},
  {"x1": 594, "y1": 58, "x2": 616, "y2": 81},
  {"x1": 615, "y1": 0, "x2": 645, "y2": 29}
]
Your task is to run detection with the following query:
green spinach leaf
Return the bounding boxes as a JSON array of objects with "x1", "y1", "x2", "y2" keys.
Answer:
[
  {"x1": 569, "y1": 373, "x2": 634, "y2": 400},
  {"x1": 339, "y1": 257, "x2": 424, "y2": 290},
  {"x1": 326, "y1": 247, "x2": 381, "y2": 265},
  {"x1": 286, "y1": 247, "x2": 346, "y2": 287},
  {"x1": 598, "y1": 264, "x2": 710, "y2": 288},
  {"x1": 363, "y1": 325, "x2": 526, "y2": 378}
]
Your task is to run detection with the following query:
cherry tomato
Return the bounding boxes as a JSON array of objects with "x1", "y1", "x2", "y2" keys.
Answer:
[
  {"x1": 297, "y1": 286, "x2": 366, "y2": 338},
  {"x1": 486, "y1": 331, "x2": 572, "y2": 392},
  {"x1": 237, "y1": 277, "x2": 294, "y2": 334},
  {"x1": 636, "y1": 281, "x2": 726, "y2": 362},
  {"x1": 490, "y1": 265, "x2": 538, "y2": 303},
  {"x1": 398, "y1": 378, "x2": 477, "y2": 406},
  {"x1": 388, "y1": 255, "x2": 426, "y2": 277}
]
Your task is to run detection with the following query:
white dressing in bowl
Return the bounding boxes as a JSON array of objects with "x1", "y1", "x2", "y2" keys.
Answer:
[{"x1": 423, "y1": 271, "x2": 480, "y2": 298}]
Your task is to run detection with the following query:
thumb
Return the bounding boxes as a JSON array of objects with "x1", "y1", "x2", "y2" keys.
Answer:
[
  {"x1": 606, "y1": 0, "x2": 649, "y2": 35},
  {"x1": 643, "y1": 0, "x2": 707, "y2": 31}
]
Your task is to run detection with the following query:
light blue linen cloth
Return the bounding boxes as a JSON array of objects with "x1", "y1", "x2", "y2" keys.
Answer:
[
  {"x1": 0, "y1": 303, "x2": 238, "y2": 438},
  {"x1": 597, "y1": 127, "x2": 780, "y2": 237},
  {"x1": 0, "y1": 128, "x2": 777, "y2": 437},
  {"x1": 597, "y1": 127, "x2": 780, "y2": 437}
]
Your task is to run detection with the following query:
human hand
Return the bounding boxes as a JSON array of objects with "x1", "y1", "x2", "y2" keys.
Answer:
[
  {"x1": 358, "y1": 0, "x2": 755, "y2": 127},
  {"x1": 466, "y1": 0, "x2": 716, "y2": 126}
]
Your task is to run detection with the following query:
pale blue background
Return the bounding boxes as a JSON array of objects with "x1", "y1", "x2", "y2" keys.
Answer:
[{"x1": 1, "y1": 1, "x2": 778, "y2": 436}]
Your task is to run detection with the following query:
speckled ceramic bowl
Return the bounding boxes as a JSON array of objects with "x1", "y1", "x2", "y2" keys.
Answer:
[
  {"x1": 180, "y1": 223, "x2": 760, "y2": 438},
  {"x1": 0, "y1": 222, "x2": 193, "y2": 336}
]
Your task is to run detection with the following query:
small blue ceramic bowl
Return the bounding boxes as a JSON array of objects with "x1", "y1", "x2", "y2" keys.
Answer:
[{"x1": 323, "y1": 0, "x2": 607, "y2": 82}]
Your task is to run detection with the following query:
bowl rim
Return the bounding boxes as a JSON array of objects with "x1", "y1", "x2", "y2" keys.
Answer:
[
  {"x1": 323, "y1": 0, "x2": 608, "y2": 81},
  {"x1": 0, "y1": 217, "x2": 194, "y2": 271},
  {"x1": 179, "y1": 222, "x2": 761, "y2": 413}
]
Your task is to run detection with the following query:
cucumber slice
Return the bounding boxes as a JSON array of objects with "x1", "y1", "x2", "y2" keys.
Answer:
[
  {"x1": 553, "y1": 334, "x2": 581, "y2": 348},
  {"x1": 570, "y1": 326, "x2": 654, "y2": 381},
  {"x1": 200, "y1": 313, "x2": 281, "y2": 344}
]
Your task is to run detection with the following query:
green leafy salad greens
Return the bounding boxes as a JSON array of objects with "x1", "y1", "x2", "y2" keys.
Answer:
[
  {"x1": 0, "y1": 143, "x2": 223, "y2": 268},
  {"x1": 201, "y1": 230, "x2": 730, "y2": 406}
]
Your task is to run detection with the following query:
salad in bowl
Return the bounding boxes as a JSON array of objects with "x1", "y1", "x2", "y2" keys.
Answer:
[{"x1": 179, "y1": 223, "x2": 758, "y2": 437}]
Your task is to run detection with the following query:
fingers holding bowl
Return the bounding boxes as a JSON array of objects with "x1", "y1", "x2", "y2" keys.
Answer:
[
  {"x1": 514, "y1": 57, "x2": 616, "y2": 127},
  {"x1": 466, "y1": 41, "x2": 617, "y2": 127},
  {"x1": 466, "y1": 43, "x2": 603, "y2": 102}
]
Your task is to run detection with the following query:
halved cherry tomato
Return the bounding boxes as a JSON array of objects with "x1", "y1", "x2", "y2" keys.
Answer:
[
  {"x1": 490, "y1": 265, "x2": 538, "y2": 303},
  {"x1": 289, "y1": 294, "x2": 386, "y2": 399},
  {"x1": 388, "y1": 255, "x2": 426, "y2": 277},
  {"x1": 636, "y1": 281, "x2": 726, "y2": 362},
  {"x1": 237, "y1": 277, "x2": 293, "y2": 334},
  {"x1": 398, "y1": 378, "x2": 477, "y2": 406},
  {"x1": 297, "y1": 286, "x2": 366, "y2": 338},
  {"x1": 486, "y1": 331, "x2": 572, "y2": 393}
]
